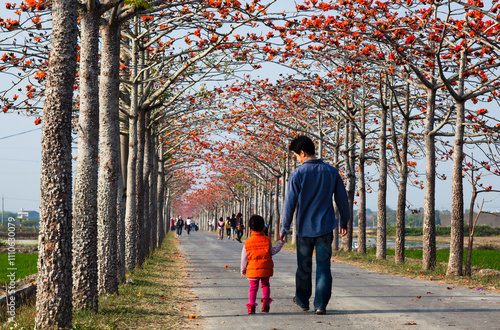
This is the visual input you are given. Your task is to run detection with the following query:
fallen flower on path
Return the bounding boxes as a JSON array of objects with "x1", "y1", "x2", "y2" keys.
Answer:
[{"x1": 404, "y1": 321, "x2": 417, "y2": 325}]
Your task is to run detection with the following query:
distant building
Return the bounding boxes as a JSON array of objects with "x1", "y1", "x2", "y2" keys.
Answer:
[
  {"x1": 440, "y1": 213, "x2": 500, "y2": 227},
  {"x1": 17, "y1": 208, "x2": 40, "y2": 220}
]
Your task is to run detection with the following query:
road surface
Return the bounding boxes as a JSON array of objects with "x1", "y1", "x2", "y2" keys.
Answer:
[{"x1": 179, "y1": 231, "x2": 500, "y2": 330}]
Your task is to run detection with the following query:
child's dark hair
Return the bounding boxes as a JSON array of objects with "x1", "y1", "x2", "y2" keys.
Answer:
[{"x1": 249, "y1": 214, "x2": 265, "y2": 232}]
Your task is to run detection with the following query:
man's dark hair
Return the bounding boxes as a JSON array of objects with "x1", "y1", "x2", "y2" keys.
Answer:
[
  {"x1": 249, "y1": 214, "x2": 265, "y2": 232},
  {"x1": 289, "y1": 135, "x2": 315, "y2": 156}
]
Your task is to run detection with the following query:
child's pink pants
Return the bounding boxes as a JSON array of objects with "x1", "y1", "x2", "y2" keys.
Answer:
[{"x1": 247, "y1": 277, "x2": 272, "y2": 307}]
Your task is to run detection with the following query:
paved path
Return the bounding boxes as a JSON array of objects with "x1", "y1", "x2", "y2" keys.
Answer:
[{"x1": 179, "y1": 231, "x2": 500, "y2": 330}]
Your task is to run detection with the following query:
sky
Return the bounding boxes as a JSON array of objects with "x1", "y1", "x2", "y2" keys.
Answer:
[{"x1": 0, "y1": 113, "x2": 42, "y2": 213}]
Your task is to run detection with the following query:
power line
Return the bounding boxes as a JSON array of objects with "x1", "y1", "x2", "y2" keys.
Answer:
[
  {"x1": 0, "y1": 127, "x2": 41, "y2": 141},
  {"x1": 3, "y1": 197, "x2": 40, "y2": 202},
  {"x1": 0, "y1": 157, "x2": 40, "y2": 163}
]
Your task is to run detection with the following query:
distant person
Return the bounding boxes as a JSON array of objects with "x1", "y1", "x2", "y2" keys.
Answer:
[
  {"x1": 170, "y1": 218, "x2": 175, "y2": 231},
  {"x1": 217, "y1": 217, "x2": 225, "y2": 240},
  {"x1": 280, "y1": 135, "x2": 350, "y2": 315},
  {"x1": 230, "y1": 213, "x2": 237, "y2": 240},
  {"x1": 225, "y1": 217, "x2": 231, "y2": 239},
  {"x1": 241, "y1": 215, "x2": 284, "y2": 314},
  {"x1": 176, "y1": 216, "x2": 184, "y2": 238},
  {"x1": 236, "y1": 212, "x2": 244, "y2": 243},
  {"x1": 186, "y1": 217, "x2": 192, "y2": 235}
]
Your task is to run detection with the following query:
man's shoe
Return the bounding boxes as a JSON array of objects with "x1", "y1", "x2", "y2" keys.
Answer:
[
  {"x1": 293, "y1": 296, "x2": 309, "y2": 311},
  {"x1": 315, "y1": 309, "x2": 326, "y2": 315}
]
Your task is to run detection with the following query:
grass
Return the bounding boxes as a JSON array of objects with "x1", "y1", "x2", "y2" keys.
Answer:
[
  {"x1": 332, "y1": 249, "x2": 500, "y2": 293},
  {"x1": 386, "y1": 225, "x2": 500, "y2": 237},
  {"x1": 0, "y1": 253, "x2": 38, "y2": 282},
  {"x1": 365, "y1": 248, "x2": 500, "y2": 271},
  {"x1": 2, "y1": 231, "x2": 198, "y2": 329}
]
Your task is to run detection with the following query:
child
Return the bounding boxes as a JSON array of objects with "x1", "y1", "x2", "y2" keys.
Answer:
[{"x1": 240, "y1": 214, "x2": 284, "y2": 314}]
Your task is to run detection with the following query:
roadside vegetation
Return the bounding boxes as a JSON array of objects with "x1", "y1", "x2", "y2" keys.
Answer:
[
  {"x1": 332, "y1": 249, "x2": 500, "y2": 293},
  {"x1": 386, "y1": 225, "x2": 500, "y2": 237},
  {"x1": 0, "y1": 253, "x2": 38, "y2": 283},
  {"x1": 1, "y1": 231, "x2": 197, "y2": 329}
]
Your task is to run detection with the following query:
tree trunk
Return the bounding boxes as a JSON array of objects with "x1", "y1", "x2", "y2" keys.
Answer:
[
  {"x1": 332, "y1": 121, "x2": 340, "y2": 251},
  {"x1": 142, "y1": 119, "x2": 151, "y2": 258},
  {"x1": 150, "y1": 132, "x2": 158, "y2": 251},
  {"x1": 273, "y1": 177, "x2": 280, "y2": 239},
  {"x1": 377, "y1": 103, "x2": 387, "y2": 260},
  {"x1": 125, "y1": 19, "x2": 139, "y2": 271},
  {"x1": 447, "y1": 100, "x2": 465, "y2": 276},
  {"x1": 97, "y1": 21, "x2": 120, "y2": 295},
  {"x1": 116, "y1": 164, "x2": 126, "y2": 284},
  {"x1": 36, "y1": 0, "x2": 77, "y2": 327},
  {"x1": 357, "y1": 108, "x2": 366, "y2": 255},
  {"x1": 465, "y1": 187, "x2": 478, "y2": 277},
  {"x1": 394, "y1": 102, "x2": 409, "y2": 264},
  {"x1": 422, "y1": 89, "x2": 437, "y2": 270},
  {"x1": 136, "y1": 108, "x2": 145, "y2": 266},
  {"x1": 72, "y1": 5, "x2": 99, "y2": 311},
  {"x1": 117, "y1": 117, "x2": 127, "y2": 283},
  {"x1": 157, "y1": 141, "x2": 165, "y2": 247},
  {"x1": 341, "y1": 119, "x2": 353, "y2": 251}
]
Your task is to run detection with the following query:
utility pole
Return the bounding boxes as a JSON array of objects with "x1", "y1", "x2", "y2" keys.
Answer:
[{"x1": 2, "y1": 194, "x2": 4, "y2": 227}]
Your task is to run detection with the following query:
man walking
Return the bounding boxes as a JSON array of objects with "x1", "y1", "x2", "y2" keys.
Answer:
[{"x1": 279, "y1": 135, "x2": 350, "y2": 315}]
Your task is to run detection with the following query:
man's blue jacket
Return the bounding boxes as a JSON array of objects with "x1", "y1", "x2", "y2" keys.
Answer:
[{"x1": 281, "y1": 159, "x2": 350, "y2": 238}]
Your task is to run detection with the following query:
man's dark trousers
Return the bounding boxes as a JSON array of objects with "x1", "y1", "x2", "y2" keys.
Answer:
[{"x1": 295, "y1": 232, "x2": 333, "y2": 311}]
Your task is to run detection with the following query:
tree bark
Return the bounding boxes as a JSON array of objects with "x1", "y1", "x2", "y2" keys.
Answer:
[
  {"x1": 97, "y1": 21, "x2": 120, "y2": 295},
  {"x1": 157, "y1": 139, "x2": 165, "y2": 247},
  {"x1": 273, "y1": 176, "x2": 280, "y2": 239},
  {"x1": 142, "y1": 118, "x2": 152, "y2": 258},
  {"x1": 72, "y1": 5, "x2": 99, "y2": 311},
  {"x1": 332, "y1": 120, "x2": 340, "y2": 251},
  {"x1": 395, "y1": 123, "x2": 408, "y2": 264},
  {"x1": 36, "y1": 0, "x2": 77, "y2": 327},
  {"x1": 357, "y1": 108, "x2": 366, "y2": 255},
  {"x1": 116, "y1": 163, "x2": 126, "y2": 284},
  {"x1": 422, "y1": 89, "x2": 437, "y2": 270},
  {"x1": 136, "y1": 107, "x2": 146, "y2": 266},
  {"x1": 447, "y1": 102, "x2": 465, "y2": 275},
  {"x1": 125, "y1": 18, "x2": 139, "y2": 271},
  {"x1": 377, "y1": 102, "x2": 388, "y2": 260},
  {"x1": 150, "y1": 131, "x2": 158, "y2": 251},
  {"x1": 341, "y1": 119, "x2": 353, "y2": 251}
]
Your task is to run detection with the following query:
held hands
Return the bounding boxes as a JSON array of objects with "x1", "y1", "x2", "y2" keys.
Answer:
[{"x1": 278, "y1": 232, "x2": 285, "y2": 242}]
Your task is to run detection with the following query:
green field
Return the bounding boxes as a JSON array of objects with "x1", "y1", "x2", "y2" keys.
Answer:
[
  {"x1": 0, "y1": 253, "x2": 38, "y2": 283},
  {"x1": 366, "y1": 248, "x2": 500, "y2": 271}
]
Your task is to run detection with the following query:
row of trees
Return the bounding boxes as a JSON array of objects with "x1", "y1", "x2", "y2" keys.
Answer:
[{"x1": 2, "y1": 0, "x2": 500, "y2": 327}]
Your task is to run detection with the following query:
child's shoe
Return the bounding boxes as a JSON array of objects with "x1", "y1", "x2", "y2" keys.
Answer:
[
  {"x1": 261, "y1": 298, "x2": 272, "y2": 313},
  {"x1": 246, "y1": 304, "x2": 256, "y2": 314}
]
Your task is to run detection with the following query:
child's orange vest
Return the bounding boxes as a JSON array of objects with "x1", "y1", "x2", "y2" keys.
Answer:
[{"x1": 245, "y1": 231, "x2": 274, "y2": 278}]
